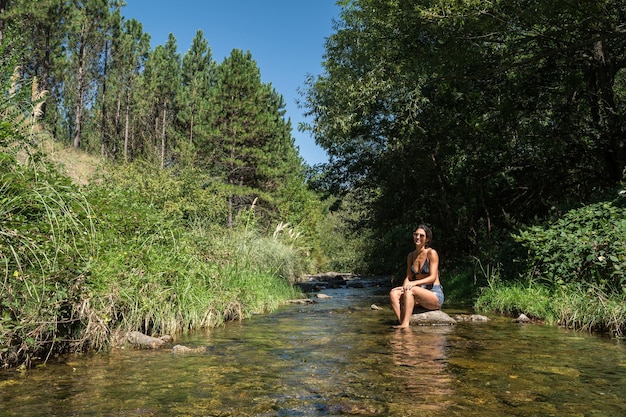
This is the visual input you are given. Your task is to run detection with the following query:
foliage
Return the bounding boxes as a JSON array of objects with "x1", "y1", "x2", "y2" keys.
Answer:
[
  {"x1": 476, "y1": 189, "x2": 626, "y2": 335},
  {"x1": 476, "y1": 281, "x2": 626, "y2": 337},
  {"x1": 2, "y1": 2, "x2": 324, "y2": 261},
  {"x1": 0, "y1": 46, "x2": 307, "y2": 367},
  {"x1": 303, "y1": 0, "x2": 626, "y2": 270},
  {"x1": 513, "y1": 192, "x2": 626, "y2": 294},
  {"x1": 94, "y1": 160, "x2": 230, "y2": 225},
  {"x1": 84, "y1": 168, "x2": 304, "y2": 337},
  {"x1": 0, "y1": 0, "x2": 332, "y2": 370},
  {"x1": 1, "y1": 155, "x2": 306, "y2": 368},
  {"x1": 0, "y1": 61, "x2": 98, "y2": 366},
  {"x1": 474, "y1": 280, "x2": 556, "y2": 322},
  {"x1": 86, "y1": 179, "x2": 302, "y2": 337}
]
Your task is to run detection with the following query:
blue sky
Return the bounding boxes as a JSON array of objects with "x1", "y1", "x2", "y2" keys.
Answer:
[{"x1": 121, "y1": 0, "x2": 340, "y2": 166}]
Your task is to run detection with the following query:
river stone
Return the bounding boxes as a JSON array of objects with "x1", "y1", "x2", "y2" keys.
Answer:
[
  {"x1": 454, "y1": 314, "x2": 490, "y2": 322},
  {"x1": 172, "y1": 345, "x2": 206, "y2": 354},
  {"x1": 287, "y1": 298, "x2": 316, "y2": 304},
  {"x1": 409, "y1": 310, "x2": 457, "y2": 326},
  {"x1": 126, "y1": 331, "x2": 166, "y2": 349}
]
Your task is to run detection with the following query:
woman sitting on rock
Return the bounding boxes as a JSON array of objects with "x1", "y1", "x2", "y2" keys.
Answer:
[{"x1": 390, "y1": 224, "x2": 444, "y2": 328}]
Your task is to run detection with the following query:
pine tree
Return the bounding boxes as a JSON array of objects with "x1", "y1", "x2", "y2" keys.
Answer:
[
  {"x1": 65, "y1": 0, "x2": 111, "y2": 149},
  {"x1": 178, "y1": 29, "x2": 216, "y2": 158},
  {"x1": 208, "y1": 49, "x2": 312, "y2": 228},
  {"x1": 99, "y1": 15, "x2": 150, "y2": 160},
  {"x1": 142, "y1": 33, "x2": 181, "y2": 167},
  {"x1": 0, "y1": 0, "x2": 70, "y2": 138}
]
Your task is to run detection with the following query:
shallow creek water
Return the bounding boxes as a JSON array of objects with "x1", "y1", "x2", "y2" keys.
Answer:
[{"x1": 1, "y1": 277, "x2": 625, "y2": 416}]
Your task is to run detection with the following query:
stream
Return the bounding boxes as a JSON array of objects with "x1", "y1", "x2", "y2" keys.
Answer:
[{"x1": 1, "y1": 276, "x2": 625, "y2": 416}]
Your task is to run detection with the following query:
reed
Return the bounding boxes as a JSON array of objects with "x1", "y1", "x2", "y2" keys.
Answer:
[
  {"x1": 553, "y1": 284, "x2": 626, "y2": 337},
  {"x1": 475, "y1": 280, "x2": 556, "y2": 321}
]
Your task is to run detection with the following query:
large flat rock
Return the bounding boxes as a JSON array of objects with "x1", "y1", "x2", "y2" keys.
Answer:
[{"x1": 409, "y1": 310, "x2": 457, "y2": 326}]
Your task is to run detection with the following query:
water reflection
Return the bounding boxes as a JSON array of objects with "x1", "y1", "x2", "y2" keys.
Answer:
[{"x1": 387, "y1": 326, "x2": 454, "y2": 415}]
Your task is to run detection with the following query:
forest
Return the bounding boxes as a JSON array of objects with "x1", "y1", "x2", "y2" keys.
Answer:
[{"x1": 1, "y1": 0, "x2": 625, "y2": 369}]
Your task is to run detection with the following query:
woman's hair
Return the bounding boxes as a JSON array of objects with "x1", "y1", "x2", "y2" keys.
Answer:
[{"x1": 416, "y1": 224, "x2": 433, "y2": 247}]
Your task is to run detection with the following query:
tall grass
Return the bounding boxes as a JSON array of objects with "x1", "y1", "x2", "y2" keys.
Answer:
[
  {"x1": 1, "y1": 46, "x2": 103, "y2": 367},
  {"x1": 2, "y1": 153, "x2": 305, "y2": 368},
  {"x1": 476, "y1": 281, "x2": 626, "y2": 336},
  {"x1": 84, "y1": 176, "x2": 304, "y2": 341}
]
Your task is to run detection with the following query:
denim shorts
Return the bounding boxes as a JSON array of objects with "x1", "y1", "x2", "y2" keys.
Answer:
[{"x1": 430, "y1": 285, "x2": 444, "y2": 307}]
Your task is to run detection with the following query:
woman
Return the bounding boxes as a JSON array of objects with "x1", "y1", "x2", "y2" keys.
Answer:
[{"x1": 390, "y1": 224, "x2": 444, "y2": 328}]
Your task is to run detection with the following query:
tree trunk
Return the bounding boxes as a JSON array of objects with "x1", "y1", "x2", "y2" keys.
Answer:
[
  {"x1": 124, "y1": 89, "x2": 131, "y2": 161},
  {"x1": 100, "y1": 38, "x2": 109, "y2": 157},
  {"x1": 74, "y1": 23, "x2": 87, "y2": 148},
  {"x1": 190, "y1": 110, "x2": 194, "y2": 144},
  {"x1": 73, "y1": 22, "x2": 87, "y2": 148},
  {"x1": 161, "y1": 100, "x2": 167, "y2": 168},
  {"x1": 592, "y1": 39, "x2": 624, "y2": 181}
]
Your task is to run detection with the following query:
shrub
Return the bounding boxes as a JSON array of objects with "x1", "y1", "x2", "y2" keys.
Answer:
[{"x1": 512, "y1": 192, "x2": 626, "y2": 295}]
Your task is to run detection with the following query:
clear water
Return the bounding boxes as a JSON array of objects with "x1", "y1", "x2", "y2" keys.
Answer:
[{"x1": 1, "y1": 278, "x2": 625, "y2": 416}]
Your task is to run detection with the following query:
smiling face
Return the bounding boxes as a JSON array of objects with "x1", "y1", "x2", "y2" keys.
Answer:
[{"x1": 413, "y1": 228, "x2": 428, "y2": 245}]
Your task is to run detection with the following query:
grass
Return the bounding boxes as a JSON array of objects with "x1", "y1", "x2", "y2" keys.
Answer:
[
  {"x1": 1, "y1": 142, "x2": 305, "y2": 369},
  {"x1": 475, "y1": 280, "x2": 626, "y2": 337},
  {"x1": 38, "y1": 135, "x2": 105, "y2": 186}
]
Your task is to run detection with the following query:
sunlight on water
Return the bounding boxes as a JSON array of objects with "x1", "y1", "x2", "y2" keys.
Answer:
[{"x1": 1, "y1": 279, "x2": 625, "y2": 416}]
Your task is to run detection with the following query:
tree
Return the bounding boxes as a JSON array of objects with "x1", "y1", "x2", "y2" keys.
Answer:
[
  {"x1": 142, "y1": 33, "x2": 181, "y2": 167},
  {"x1": 98, "y1": 15, "x2": 150, "y2": 160},
  {"x1": 303, "y1": 0, "x2": 626, "y2": 269},
  {"x1": 64, "y1": 0, "x2": 112, "y2": 149},
  {"x1": 178, "y1": 29, "x2": 215, "y2": 155},
  {"x1": 207, "y1": 49, "x2": 306, "y2": 228},
  {"x1": 0, "y1": 0, "x2": 70, "y2": 138}
]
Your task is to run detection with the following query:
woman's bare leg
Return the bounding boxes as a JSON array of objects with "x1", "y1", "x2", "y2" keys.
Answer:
[
  {"x1": 389, "y1": 287, "x2": 404, "y2": 323},
  {"x1": 397, "y1": 287, "x2": 440, "y2": 328},
  {"x1": 397, "y1": 291, "x2": 416, "y2": 328}
]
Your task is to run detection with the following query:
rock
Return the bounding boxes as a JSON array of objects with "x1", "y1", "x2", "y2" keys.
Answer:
[
  {"x1": 172, "y1": 345, "x2": 206, "y2": 354},
  {"x1": 326, "y1": 276, "x2": 346, "y2": 288},
  {"x1": 370, "y1": 304, "x2": 382, "y2": 310},
  {"x1": 515, "y1": 313, "x2": 531, "y2": 323},
  {"x1": 126, "y1": 331, "x2": 167, "y2": 349},
  {"x1": 454, "y1": 314, "x2": 490, "y2": 322},
  {"x1": 316, "y1": 293, "x2": 332, "y2": 299},
  {"x1": 159, "y1": 335, "x2": 174, "y2": 343},
  {"x1": 295, "y1": 282, "x2": 324, "y2": 292},
  {"x1": 409, "y1": 310, "x2": 457, "y2": 326},
  {"x1": 286, "y1": 298, "x2": 316, "y2": 304}
]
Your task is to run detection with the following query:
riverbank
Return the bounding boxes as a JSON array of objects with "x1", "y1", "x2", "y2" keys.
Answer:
[{"x1": 475, "y1": 281, "x2": 626, "y2": 337}]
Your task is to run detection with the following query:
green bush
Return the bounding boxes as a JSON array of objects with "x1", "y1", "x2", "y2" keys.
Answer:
[
  {"x1": 513, "y1": 193, "x2": 626, "y2": 294},
  {"x1": 475, "y1": 188, "x2": 626, "y2": 335},
  {"x1": 1, "y1": 155, "x2": 306, "y2": 368},
  {"x1": 85, "y1": 171, "x2": 304, "y2": 336}
]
